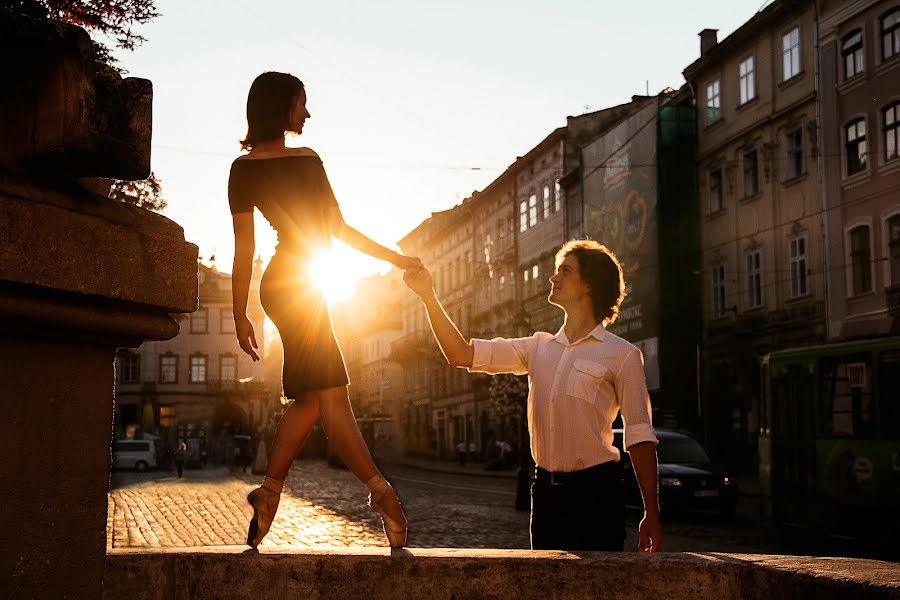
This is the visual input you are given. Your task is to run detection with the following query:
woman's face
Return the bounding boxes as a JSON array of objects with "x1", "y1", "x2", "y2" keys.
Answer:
[{"x1": 288, "y1": 89, "x2": 310, "y2": 135}]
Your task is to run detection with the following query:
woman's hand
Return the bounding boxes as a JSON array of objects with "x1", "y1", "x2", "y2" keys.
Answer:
[
  {"x1": 403, "y1": 265, "x2": 434, "y2": 298},
  {"x1": 234, "y1": 314, "x2": 260, "y2": 361},
  {"x1": 393, "y1": 254, "x2": 423, "y2": 271}
]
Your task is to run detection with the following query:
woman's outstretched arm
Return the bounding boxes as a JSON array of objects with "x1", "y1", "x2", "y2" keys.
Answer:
[
  {"x1": 330, "y1": 207, "x2": 421, "y2": 270},
  {"x1": 232, "y1": 212, "x2": 260, "y2": 361}
]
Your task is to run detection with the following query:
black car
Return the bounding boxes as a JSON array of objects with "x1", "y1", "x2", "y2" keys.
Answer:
[{"x1": 613, "y1": 428, "x2": 738, "y2": 516}]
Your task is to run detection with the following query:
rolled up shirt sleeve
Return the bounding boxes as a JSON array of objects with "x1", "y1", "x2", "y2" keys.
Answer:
[
  {"x1": 616, "y1": 347, "x2": 658, "y2": 450},
  {"x1": 467, "y1": 336, "x2": 534, "y2": 376}
]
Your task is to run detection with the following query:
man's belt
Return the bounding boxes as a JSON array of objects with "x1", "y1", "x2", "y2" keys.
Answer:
[{"x1": 534, "y1": 461, "x2": 619, "y2": 487}]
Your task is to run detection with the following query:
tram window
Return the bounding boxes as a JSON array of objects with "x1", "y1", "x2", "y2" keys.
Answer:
[
  {"x1": 878, "y1": 351, "x2": 900, "y2": 438},
  {"x1": 820, "y1": 356, "x2": 875, "y2": 438}
]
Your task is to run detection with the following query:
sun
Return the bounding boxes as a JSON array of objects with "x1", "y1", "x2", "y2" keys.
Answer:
[{"x1": 308, "y1": 248, "x2": 358, "y2": 304}]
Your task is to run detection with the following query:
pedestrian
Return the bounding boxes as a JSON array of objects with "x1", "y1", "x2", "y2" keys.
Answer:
[
  {"x1": 230, "y1": 71, "x2": 423, "y2": 549},
  {"x1": 403, "y1": 239, "x2": 662, "y2": 552},
  {"x1": 456, "y1": 441, "x2": 468, "y2": 467},
  {"x1": 175, "y1": 441, "x2": 186, "y2": 479}
]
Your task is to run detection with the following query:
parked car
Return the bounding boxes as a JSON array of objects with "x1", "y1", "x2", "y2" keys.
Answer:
[
  {"x1": 112, "y1": 439, "x2": 157, "y2": 472},
  {"x1": 613, "y1": 428, "x2": 738, "y2": 516}
]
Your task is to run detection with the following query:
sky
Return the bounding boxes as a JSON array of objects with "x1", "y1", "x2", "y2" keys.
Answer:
[{"x1": 115, "y1": 0, "x2": 770, "y2": 288}]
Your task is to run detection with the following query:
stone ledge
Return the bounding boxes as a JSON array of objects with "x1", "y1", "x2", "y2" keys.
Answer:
[{"x1": 104, "y1": 547, "x2": 900, "y2": 600}]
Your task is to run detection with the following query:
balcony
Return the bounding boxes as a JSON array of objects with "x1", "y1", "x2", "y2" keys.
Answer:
[{"x1": 887, "y1": 284, "x2": 900, "y2": 317}]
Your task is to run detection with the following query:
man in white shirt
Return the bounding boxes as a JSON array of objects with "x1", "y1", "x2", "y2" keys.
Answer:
[{"x1": 403, "y1": 239, "x2": 662, "y2": 552}]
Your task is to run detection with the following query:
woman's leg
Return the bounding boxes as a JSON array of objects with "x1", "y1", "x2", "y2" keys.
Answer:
[
  {"x1": 318, "y1": 386, "x2": 406, "y2": 530},
  {"x1": 247, "y1": 392, "x2": 321, "y2": 548},
  {"x1": 266, "y1": 392, "x2": 321, "y2": 481}
]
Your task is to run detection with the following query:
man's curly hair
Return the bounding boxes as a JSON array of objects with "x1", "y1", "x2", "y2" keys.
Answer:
[{"x1": 554, "y1": 239, "x2": 626, "y2": 325}]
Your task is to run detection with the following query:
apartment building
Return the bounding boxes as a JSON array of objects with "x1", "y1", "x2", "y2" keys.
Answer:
[
  {"x1": 115, "y1": 260, "x2": 271, "y2": 460},
  {"x1": 683, "y1": 0, "x2": 826, "y2": 465},
  {"x1": 818, "y1": 0, "x2": 900, "y2": 339}
]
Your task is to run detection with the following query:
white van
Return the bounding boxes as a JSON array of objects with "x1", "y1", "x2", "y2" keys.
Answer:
[{"x1": 112, "y1": 440, "x2": 157, "y2": 471}]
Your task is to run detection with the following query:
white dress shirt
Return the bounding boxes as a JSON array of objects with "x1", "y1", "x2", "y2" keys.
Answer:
[{"x1": 468, "y1": 324, "x2": 657, "y2": 472}]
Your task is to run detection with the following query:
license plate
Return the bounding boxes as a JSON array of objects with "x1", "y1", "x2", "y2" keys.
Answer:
[{"x1": 694, "y1": 490, "x2": 719, "y2": 498}]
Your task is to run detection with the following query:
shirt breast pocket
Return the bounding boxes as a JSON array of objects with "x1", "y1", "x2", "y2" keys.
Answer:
[{"x1": 566, "y1": 359, "x2": 608, "y2": 404}]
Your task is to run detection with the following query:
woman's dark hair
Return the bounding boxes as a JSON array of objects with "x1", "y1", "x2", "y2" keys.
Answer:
[
  {"x1": 240, "y1": 72, "x2": 304, "y2": 151},
  {"x1": 555, "y1": 239, "x2": 626, "y2": 325}
]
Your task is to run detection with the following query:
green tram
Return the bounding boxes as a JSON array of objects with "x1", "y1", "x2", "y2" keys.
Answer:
[{"x1": 759, "y1": 337, "x2": 900, "y2": 539}]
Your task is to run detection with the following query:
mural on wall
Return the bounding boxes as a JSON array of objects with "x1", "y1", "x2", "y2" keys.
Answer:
[{"x1": 582, "y1": 100, "x2": 661, "y2": 390}]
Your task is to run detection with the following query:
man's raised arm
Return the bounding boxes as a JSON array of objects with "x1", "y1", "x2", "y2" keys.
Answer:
[{"x1": 403, "y1": 266, "x2": 474, "y2": 368}]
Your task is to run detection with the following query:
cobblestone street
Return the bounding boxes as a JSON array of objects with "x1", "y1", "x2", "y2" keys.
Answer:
[
  {"x1": 107, "y1": 459, "x2": 529, "y2": 550},
  {"x1": 108, "y1": 459, "x2": 886, "y2": 559}
]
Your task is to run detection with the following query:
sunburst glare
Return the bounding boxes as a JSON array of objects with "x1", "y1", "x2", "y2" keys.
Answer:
[{"x1": 308, "y1": 249, "x2": 358, "y2": 304}]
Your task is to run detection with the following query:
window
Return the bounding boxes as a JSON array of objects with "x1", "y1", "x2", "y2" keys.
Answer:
[
  {"x1": 743, "y1": 149, "x2": 759, "y2": 197},
  {"x1": 532, "y1": 264, "x2": 539, "y2": 282},
  {"x1": 554, "y1": 180, "x2": 561, "y2": 212},
  {"x1": 519, "y1": 200, "x2": 527, "y2": 232},
  {"x1": 190, "y1": 307, "x2": 208, "y2": 333},
  {"x1": 159, "y1": 354, "x2": 178, "y2": 384},
  {"x1": 883, "y1": 7, "x2": 900, "y2": 60},
  {"x1": 118, "y1": 351, "x2": 140, "y2": 384},
  {"x1": 845, "y1": 119, "x2": 867, "y2": 175},
  {"x1": 842, "y1": 30, "x2": 864, "y2": 79},
  {"x1": 528, "y1": 194, "x2": 538, "y2": 227},
  {"x1": 220, "y1": 310, "x2": 235, "y2": 334},
  {"x1": 711, "y1": 264, "x2": 727, "y2": 318},
  {"x1": 746, "y1": 249, "x2": 763, "y2": 309},
  {"x1": 220, "y1": 354, "x2": 237, "y2": 384},
  {"x1": 543, "y1": 185, "x2": 551, "y2": 219},
  {"x1": 785, "y1": 128, "x2": 804, "y2": 179},
  {"x1": 739, "y1": 56, "x2": 755, "y2": 104},
  {"x1": 706, "y1": 80, "x2": 721, "y2": 124},
  {"x1": 159, "y1": 406, "x2": 175, "y2": 428},
  {"x1": 190, "y1": 355, "x2": 207, "y2": 383},
  {"x1": 885, "y1": 102, "x2": 899, "y2": 162},
  {"x1": 708, "y1": 168, "x2": 723, "y2": 213},
  {"x1": 889, "y1": 215, "x2": 900, "y2": 285},
  {"x1": 783, "y1": 27, "x2": 801, "y2": 80},
  {"x1": 789, "y1": 236, "x2": 808, "y2": 298},
  {"x1": 850, "y1": 225, "x2": 872, "y2": 295}
]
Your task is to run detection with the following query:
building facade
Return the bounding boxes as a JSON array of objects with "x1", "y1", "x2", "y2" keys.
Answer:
[
  {"x1": 115, "y1": 261, "x2": 272, "y2": 462},
  {"x1": 818, "y1": 0, "x2": 900, "y2": 339},
  {"x1": 684, "y1": 0, "x2": 827, "y2": 466}
]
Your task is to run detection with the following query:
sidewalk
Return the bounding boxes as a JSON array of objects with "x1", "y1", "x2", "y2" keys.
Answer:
[
  {"x1": 392, "y1": 456, "x2": 763, "y2": 498},
  {"x1": 391, "y1": 456, "x2": 519, "y2": 480}
]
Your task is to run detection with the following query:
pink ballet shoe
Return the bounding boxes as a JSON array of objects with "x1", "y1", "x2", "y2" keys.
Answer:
[
  {"x1": 246, "y1": 477, "x2": 283, "y2": 548},
  {"x1": 366, "y1": 475, "x2": 408, "y2": 548}
]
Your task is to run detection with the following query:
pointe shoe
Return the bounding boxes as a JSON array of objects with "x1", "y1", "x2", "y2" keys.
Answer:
[
  {"x1": 366, "y1": 476, "x2": 408, "y2": 548},
  {"x1": 246, "y1": 477, "x2": 283, "y2": 548}
]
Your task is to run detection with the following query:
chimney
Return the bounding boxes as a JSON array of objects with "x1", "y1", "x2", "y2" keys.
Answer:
[{"x1": 699, "y1": 29, "x2": 719, "y2": 56}]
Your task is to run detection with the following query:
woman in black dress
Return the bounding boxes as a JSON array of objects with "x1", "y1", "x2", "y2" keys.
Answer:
[{"x1": 230, "y1": 72, "x2": 419, "y2": 549}]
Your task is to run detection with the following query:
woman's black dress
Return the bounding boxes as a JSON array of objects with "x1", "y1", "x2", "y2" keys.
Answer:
[{"x1": 228, "y1": 155, "x2": 350, "y2": 398}]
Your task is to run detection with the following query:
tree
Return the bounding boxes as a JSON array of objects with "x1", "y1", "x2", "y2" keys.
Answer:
[
  {"x1": 3, "y1": 0, "x2": 159, "y2": 64},
  {"x1": 109, "y1": 171, "x2": 166, "y2": 211},
  {"x1": 489, "y1": 373, "x2": 528, "y2": 420}
]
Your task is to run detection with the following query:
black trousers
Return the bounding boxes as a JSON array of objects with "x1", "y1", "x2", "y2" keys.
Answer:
[{"x1": 530, "y1": 461, "x2": 625, "y2": 551}]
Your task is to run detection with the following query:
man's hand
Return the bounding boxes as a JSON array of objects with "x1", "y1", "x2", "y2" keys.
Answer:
[
  {"x1": 234, "y1": 314, "x2": 259, "y2": 362},
  {"x1": 403, "y1": 265, "x2": 434, "y2": 298},
  {"x1": 638, "y1": 511, "x2": 663, "y2": 553}
]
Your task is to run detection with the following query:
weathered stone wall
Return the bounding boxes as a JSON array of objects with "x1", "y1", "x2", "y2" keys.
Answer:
[
  {"x1": 104, "y1": 548, "x2": 900, "y2": 600},
  {"x1": 0, "y1": 8, "x2": 198, "y2": 599}
]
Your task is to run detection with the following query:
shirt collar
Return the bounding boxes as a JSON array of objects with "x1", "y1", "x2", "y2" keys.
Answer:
[{"x1": 552, "y1": 323, "x2": 606, "y2": 346}]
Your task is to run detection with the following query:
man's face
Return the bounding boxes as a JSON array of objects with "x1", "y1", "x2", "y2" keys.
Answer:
[{"x1": 548, "y1": 254, "x2": 591, "y2": 308}]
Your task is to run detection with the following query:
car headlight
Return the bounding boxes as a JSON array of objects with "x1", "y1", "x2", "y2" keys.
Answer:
[
  {"x1": 660, "y1": 477, "x2": 683, "y2": 487},
  {"x1": 723, "y1": 476, "x2": 735, "y2": 486}
]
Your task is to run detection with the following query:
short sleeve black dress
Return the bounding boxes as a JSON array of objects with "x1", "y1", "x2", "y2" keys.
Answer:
[{"x1": 228, "y1": 155, "x2": 350, "y2": 398}]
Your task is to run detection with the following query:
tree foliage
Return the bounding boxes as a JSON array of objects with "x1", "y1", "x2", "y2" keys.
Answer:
[
  {"x1": 109, "y1": 171, "x2": 166, "y2": 211},
  {"x1": 2, "y1": 0, "x2": 159, "y2": 65},
  {"x1": 38, "y1": 0, "x2": 158, "y2": 50},
  {"x1": 489, "y1": 373, "x2": 529, "y2": 419}
]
